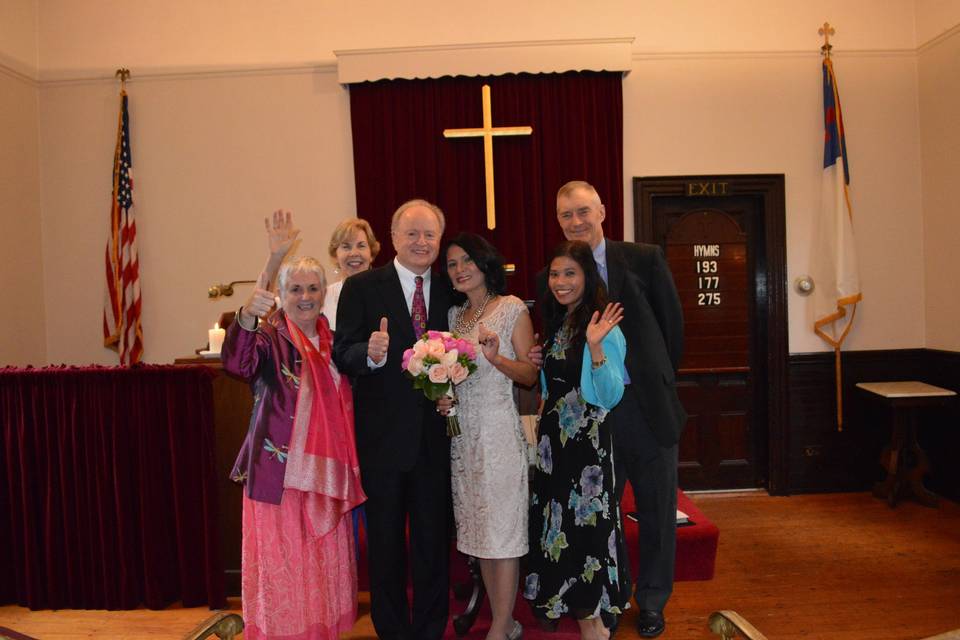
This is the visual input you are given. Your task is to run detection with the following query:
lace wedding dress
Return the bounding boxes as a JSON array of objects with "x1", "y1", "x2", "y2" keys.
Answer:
[{"x1": 448, "y1": 295, "x2": 529, "y2": 559}]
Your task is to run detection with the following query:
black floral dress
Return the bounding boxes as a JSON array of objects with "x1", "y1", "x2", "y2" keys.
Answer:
[{"x1": 523, "y1": 324, "x2": 631, "y2": 624}]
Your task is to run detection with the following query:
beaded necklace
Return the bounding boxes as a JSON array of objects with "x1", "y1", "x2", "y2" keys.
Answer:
[{"x1": 454, "y1": 292, "x2": 495, "y2": 335}]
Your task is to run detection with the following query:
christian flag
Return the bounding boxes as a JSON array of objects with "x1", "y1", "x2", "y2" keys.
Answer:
[
  {"x1": 812, "y1": 57, "x2": 861, "y2": 429},
  {"x1": 103, "y1": 91, "x2": 144, "y2": 365}
]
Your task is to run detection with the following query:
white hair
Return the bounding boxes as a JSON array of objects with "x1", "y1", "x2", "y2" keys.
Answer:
[{"x1": 278, "y1": 256, "x2": 327, "y2": 294}]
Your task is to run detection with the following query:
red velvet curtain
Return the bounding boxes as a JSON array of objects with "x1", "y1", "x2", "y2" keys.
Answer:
[
  {"x1": 349, "y1": 71, "x2": 623, "y2": 301},
  {"x1": 0, "y1": 365, "x2": 224, "y2": 610}
]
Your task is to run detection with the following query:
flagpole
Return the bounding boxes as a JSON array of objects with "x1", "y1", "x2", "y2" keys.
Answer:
[
  {"x1": 104, "y1": 66, "x2": 144, "y2": 365},
  {"x1": 819, "y1": 22, "x2": 843, "y2": 430},
  {"x1": 115, "y1": 68, "x2": 130, "y2": 95},
  {"x1": 819, "y1": 22, "x2": 834, "y2": 59},
  {"x1": 813, "y1": 22, "x2": 863, "y2": 432}
]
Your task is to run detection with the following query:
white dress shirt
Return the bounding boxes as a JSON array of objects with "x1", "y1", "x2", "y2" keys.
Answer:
[
  {"x1": 368, "y1": 258, "x2": 432, "y2": 369},
  {"x1": 323, "y1": 279, "x2": 344, "y2": 331},
  {"x1": 392, "y1": 257, "x2": 432, "y2": 315}
]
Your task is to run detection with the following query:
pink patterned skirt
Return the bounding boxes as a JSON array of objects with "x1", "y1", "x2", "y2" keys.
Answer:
[{"x1": 242, "y1": 491, "x2": 357, "y2": 640}]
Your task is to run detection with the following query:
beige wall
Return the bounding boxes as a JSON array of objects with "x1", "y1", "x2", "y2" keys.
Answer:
[
  {"x1": 38, "y1": 70, "x2": 355, "y2": 364},
  {"x1": 915, "y1": 0, "x2": 960, "y2": 46},
  {"x1": 0, "y1": 0, "x2": 37, "y2": 75},
  {"x1": 36, "y1": 0, "x2": 917, "y2": 78},
  {"x1": 0, "y1": 69, "x2": 46, "y2": 365},
  {"x1": 918, "y1": 28, "x2": 960, "y2": 351},
  {"x1": 624, "y1": 52, "x2": 925, "y2": 353},
  {"x1": 7, "y1": 0, "x2": 957, "y2": 364}
]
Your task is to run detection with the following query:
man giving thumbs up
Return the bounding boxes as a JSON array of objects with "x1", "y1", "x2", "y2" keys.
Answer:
[{"x1": 333, "y1": 199, "x2": 454, "y2": 640}]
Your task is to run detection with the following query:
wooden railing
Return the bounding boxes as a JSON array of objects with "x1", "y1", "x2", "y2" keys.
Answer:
[
  {"x1": 183, "y1": 612, "x2": 244, "y2": 640},
  {"x1": 708, "y1": 611, "x2": 768, "y2": 640},
  {"x1": 708, "y1": 610, "x2": 960, "y2": 640}
]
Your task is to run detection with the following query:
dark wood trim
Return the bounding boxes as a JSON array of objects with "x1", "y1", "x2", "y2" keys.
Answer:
[
  {"x1": 788, "y1": 348, "x2": 927, "y2": 366},
  {"x1": 679, "y1": 366, "x2": 751, "y2": 374},
  {"x1": 633, "y1": 174, "x2": 789, "y2": 494},
  {"x1": 787, "y1": 348, "x2": 959, "y2": 501}
]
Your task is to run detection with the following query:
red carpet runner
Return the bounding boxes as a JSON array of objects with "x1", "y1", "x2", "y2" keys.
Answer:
[
  {"x1": 357, "y1": 489, "x2": 719, "y2": 638},
  {"x1": 622, "y1": 487, "x2": 720, "y2": 582}
]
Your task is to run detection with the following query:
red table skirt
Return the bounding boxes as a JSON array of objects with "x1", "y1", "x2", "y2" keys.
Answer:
[{"x1": 0, "y1": 365, "x2": 225, "y2": 610}]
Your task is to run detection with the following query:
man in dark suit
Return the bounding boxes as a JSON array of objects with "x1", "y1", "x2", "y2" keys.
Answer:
[
  {"x1": 539, "y1": 181, "x2": 686, "y2": 638},
  {"x1": 333, "y1": 199, "x2": 453, "y2": 640}
]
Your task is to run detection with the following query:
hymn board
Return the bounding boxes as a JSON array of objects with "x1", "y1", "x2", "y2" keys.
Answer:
[
  {"x1": 665, "y1": 188, "x2": 749, "y2": 371},
  {"x1": 634, "y1": 175, "x2": 789, "y2": 493}
]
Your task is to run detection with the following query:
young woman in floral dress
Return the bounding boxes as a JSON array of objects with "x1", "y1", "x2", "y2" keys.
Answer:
[{"x1": 524, "y1": 240, "x2": 631, "y2": 640}]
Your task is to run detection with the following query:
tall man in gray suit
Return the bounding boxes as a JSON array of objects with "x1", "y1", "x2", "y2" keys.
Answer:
[{"x1": 541, "y1": 181, "x2": 686, "y2": 638}]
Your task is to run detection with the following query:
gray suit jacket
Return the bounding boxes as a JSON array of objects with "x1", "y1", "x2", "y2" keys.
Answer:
[{"x1": 605, "y1": 240, "x2": 686, "y2": 446}]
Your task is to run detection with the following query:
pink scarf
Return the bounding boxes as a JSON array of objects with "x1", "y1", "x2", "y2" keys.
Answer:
[{"x1": 283, "y1": 314, "x2": 366, "y2": 538}]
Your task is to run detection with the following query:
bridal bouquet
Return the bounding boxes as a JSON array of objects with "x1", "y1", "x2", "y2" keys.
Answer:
[{"x1": 402, "y1": 330, "x2": 478, "y2": 436}]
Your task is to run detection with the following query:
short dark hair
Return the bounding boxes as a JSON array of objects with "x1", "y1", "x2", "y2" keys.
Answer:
[
  {"x1": 442, "y1": 233, "x2": 507, "y2": 305},
  {"x1": 541, "y1": 240, "x2": 608, "y2": 347}
]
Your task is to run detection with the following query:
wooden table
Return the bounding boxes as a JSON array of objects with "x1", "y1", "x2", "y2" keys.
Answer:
[{"x1": 856, "y1": 381, "x2": 956, "y2": 508}]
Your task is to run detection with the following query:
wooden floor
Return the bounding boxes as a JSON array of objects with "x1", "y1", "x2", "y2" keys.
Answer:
[{"x1": 3, "y1": 492, "x2": 959, "y2": 639}]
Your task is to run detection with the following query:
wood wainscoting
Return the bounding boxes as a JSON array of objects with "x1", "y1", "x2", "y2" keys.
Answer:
[{"x1": 787, "y1": 348, "x2": 960, "y2": 501}]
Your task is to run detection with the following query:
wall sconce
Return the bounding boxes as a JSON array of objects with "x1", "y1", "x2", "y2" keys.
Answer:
[
  {"x1": 794, "y1": 276, "x2": 815, "y2": 296},
  {"x1": 208, "y1": 280, "x2": 257, "y2": 299}
]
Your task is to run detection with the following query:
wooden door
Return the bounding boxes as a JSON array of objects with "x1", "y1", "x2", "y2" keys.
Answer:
[{"x1": 634, "y1": 176, "x2": 788, "y2": 492}]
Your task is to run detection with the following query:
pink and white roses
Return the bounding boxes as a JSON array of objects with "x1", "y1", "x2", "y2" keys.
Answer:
[{"x1": 402, "y1": 330, "x2": 478, "y2": 436}]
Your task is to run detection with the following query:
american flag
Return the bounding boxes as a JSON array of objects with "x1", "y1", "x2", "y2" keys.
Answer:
[{"x1": 103, "y1": 91, "x2": 144, "y2": 365}]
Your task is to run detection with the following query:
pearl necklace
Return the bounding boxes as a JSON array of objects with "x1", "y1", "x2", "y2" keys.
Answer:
[{"x1": 455, "y1": 292, "x2": 494, "y2": 335}]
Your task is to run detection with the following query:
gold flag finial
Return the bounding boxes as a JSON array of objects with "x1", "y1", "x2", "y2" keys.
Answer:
[
  {"x1": 115, "y1": 68, "x2": 131, "y2": 94},
  {"x1": 819, "y1": 22, "x2": 835, "y2": 58}
]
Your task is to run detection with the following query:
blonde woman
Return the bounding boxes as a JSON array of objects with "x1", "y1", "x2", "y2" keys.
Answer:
[{"x1": 323, "y1": 218, "x2": 381, "y2": 330}]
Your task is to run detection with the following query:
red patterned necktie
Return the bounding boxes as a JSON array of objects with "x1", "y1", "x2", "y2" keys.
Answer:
[{"x1": 411, "y1": 275, "x2": 427, "y2": 339}]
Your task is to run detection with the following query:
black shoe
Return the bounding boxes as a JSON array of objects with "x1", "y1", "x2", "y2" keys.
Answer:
[
  {"x1": 600, "y1": 611, "x2": 619, "y2": 637},
  {"x1": 636, "y1": 610, "x2": 665, "y2": 638}
]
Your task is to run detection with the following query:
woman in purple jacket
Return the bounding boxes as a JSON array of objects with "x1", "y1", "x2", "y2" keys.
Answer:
[{"x1": 221, "y1": 240, "x2": 366, "y2": 640}]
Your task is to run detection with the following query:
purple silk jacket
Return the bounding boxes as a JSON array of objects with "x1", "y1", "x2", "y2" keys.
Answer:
[{"x1": 221, "y1": 310, "x2": 325, "y2": 505}]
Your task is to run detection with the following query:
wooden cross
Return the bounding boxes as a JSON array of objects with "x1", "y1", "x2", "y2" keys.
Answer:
[
  {"x1": 819, "y1": 22, "x2": 835, "y2": 58},
  {"x1": 443, "y1": 85, "x2": 532, "y2": 230}
]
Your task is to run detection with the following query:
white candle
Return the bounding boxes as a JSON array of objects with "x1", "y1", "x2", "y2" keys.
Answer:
[{"x1": 208, "y1": 322, "x2": 226, "y2": 354}]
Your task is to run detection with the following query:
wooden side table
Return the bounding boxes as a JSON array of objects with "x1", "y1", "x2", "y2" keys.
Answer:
[{"x1": 856, "y1": 381, "x2": 956, "y2": 508}]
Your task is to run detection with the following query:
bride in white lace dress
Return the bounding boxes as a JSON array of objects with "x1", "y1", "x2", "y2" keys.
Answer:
[{"x1": 440, "y1": 233, "x2": 538, "y2": 640}]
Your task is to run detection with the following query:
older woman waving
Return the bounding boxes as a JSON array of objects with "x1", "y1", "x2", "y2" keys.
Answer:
[{"x1": 221, "y1": 228, "x2": 366, "y2": 640}]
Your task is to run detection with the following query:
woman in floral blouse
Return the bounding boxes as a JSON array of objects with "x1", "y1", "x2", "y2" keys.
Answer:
[{"x1": 524, "y1": 240, "x2": 630, "y2": 640}]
